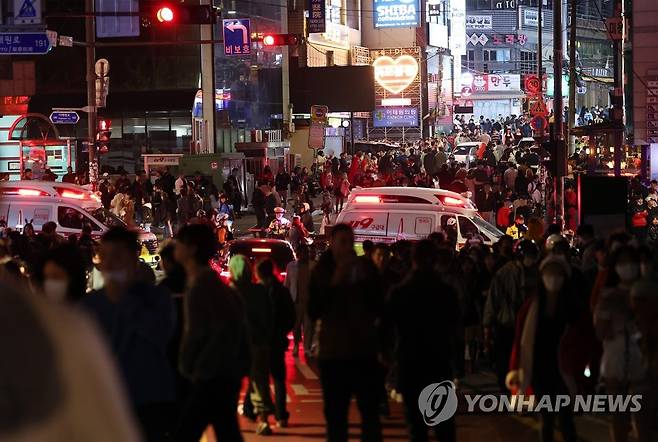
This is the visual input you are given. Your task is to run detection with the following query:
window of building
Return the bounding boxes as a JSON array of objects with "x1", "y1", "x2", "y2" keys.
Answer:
[
  {"x1": 518, "y1": 0, "x2": 553, "y2": 7},
  {"x1": 461, "y1": 50, "x2": 475, "y2": 72},
  {"x1": 466, "y1": 0, "x2": 495, "y2": 9},
  {"x1": 483, "y1": 49, "x2": 511, "y2": 73},
  {"x1": 520, "y1": 50, "x2": 538, "y2": 74},
  {"x1": 483, "y1": 49, "x2": 511, "y2": 62}
]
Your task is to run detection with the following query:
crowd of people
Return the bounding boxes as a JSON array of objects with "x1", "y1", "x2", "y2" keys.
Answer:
[{"x1": 1, "y1": 209, "x2": 657, "y2": 442}]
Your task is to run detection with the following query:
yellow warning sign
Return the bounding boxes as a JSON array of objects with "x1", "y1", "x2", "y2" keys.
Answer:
[{"x1": 529, "y1": 98, "x2": 548, "y2": 117}]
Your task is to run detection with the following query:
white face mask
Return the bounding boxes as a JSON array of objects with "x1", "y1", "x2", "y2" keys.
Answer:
[
  {"x1": 542, "y1": 275, "x2": 565, "y2": 293},
  {"x1": 43, "y1": 279, "x2": 68, "y2": 301},
  {"x1": 615, "y1": 263, "x2": 639, "y2": 282},
  {"x1": 102, "y1": 270, "x2": 129, "y2": 286}
]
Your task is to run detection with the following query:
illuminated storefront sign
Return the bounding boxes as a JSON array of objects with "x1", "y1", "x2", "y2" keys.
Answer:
[
  {"x1": 372, "y1": 54, "x2": 419, "y2": 94},
  {"x1": 374, "y1": 0, "x2": 420, "y2": 28},
  {"x1": 373, "y1": 106, "x2": 419, "y2": 127}
]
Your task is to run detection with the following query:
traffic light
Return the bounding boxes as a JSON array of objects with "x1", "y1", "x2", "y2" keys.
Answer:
[
  {"x1": 156, "y1": 6, "x2": 174, "y2": 23},
  {"x1": 261, "y1": 33, "x2": 302, "y2": 47},
  {"x1": 154, "y1": 4, "x2": 216, "y2": 24},
  {"x1": 97, "y1": 118, "x2": 112, "y2": 154}
]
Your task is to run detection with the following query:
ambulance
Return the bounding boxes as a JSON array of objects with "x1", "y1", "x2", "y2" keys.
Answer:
[{"x1": 335, "y1": 187, "x2": 503, "y2": 248}]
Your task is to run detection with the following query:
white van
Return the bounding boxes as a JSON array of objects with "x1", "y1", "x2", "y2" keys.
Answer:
[
  {"x1": 336, "y1": 187, "x2": 503, "y2": 248},
  {"x1": 0, "y1": 181, "x2": 102, "y2": 210},
  {"x1": 0, "y1": 195, "x2": 158, "y2": 254}
]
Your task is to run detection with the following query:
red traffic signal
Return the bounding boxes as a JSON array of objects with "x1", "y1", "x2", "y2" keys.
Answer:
[
  {"x1": 261, "y1": 33, "x2": 301, "y2": 47},
  {"x1": 153, "y1": 4, "x2": 216, "y2": 25},
  {"x1": 98, "y1": 118, "x2": 112, "y2": 132},
  {"x1": 156, "y1": 6, "x2": 175, "y2": 23},
  {"x1": 97, "y1": 118, "x2": 112, "y2": 153}
]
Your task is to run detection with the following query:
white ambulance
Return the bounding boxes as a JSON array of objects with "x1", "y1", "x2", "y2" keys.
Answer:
[{"x1": 335, "y1": 187, "x2": 503, "y2": 248}]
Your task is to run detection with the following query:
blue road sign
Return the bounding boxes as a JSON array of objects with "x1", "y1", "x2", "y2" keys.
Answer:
[
  {"x1": 222, "y1": 19, "x2": 251, "y2": 57},
  {"x1": 0, "y1": 33, "x2": 50, "y2": 55},
  {"x1": 50, "y1": 111, "x2": 80, "y2": 125}
]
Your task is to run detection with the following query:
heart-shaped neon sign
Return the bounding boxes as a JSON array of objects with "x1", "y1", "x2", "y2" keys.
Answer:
[{"x1": 373, "y1": 55, "x2": 419, "y2": 94}]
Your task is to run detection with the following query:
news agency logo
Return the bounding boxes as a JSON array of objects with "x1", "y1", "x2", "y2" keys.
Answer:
[
  {"x1": 419, "y1": 380, "x2": 644, "y2": 426},
  {"x1": 418, "y1": 381, "x2": 459, "y2": 426}
]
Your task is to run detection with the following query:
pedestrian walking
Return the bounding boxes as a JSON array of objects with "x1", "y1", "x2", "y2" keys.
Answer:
[
  {"x1": 173, "y1": 224, "x2": 249, "y2": 442},
  {"x1": 309, "y1": 224, "x2": 383, "y2": 442}
]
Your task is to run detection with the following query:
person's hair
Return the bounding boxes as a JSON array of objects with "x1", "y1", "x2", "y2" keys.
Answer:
[
  {"x1": 35, "y1": 244, "x2": 87, "y2": 302},
  {"x1": 373, "y1": 243, "x2": 390, "y2": 257},
  {"x1": 100, "y1": 227, "x2": 140, "y2": 254},
  {"x1": 330, "y1": 223, "x2": 353, "y2": 239},
  {"x1": 412, "y1": 240, "x2": 438, "y2": 271},
  {"x1": 362, "y1": 239, "x2": 374, "y2": 254},
  {"x1": 256, "y1": 259, "x2": 276, "y2": 281},
  {"x1": 159, "y1": 241, "x2": 176, "y2": 263},
  {"x1": 296, "y1": 243, "x2": 310, "y2": 262},
  {"x1": 605, "y1": 245, "x2": 640, "y2": 287},
  {"x1": 42, "y1": 221, "x2": 57, "y2": 234},
  {"x1": 176, "y1": 224, "x2": 218, "y2": 264}
]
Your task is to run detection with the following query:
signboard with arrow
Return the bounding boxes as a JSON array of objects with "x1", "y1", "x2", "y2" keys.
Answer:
[{"x1": 223, "y1": 19, "x2": 251, "y2": 57}]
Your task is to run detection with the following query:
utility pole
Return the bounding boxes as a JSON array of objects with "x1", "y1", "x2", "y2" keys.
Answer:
[
  {"x1": 85, "y1": 0, "x2": 97, "y2": 186},
  {"x1": 568, "y1": 0, "x2": 577, "y2": 154},
  {"x1": 200, "y1": 0, "x2": 215, "y2": 153},
  {"x1": 553, "y1": 0, "x2": 566, "y2": 224}
]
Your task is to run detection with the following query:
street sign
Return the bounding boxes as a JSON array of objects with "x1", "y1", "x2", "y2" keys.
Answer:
[
  {"x1": 14, "y1": 0, "x2": 42, "y2": 25},
  {"x1": 0, "y1": 33, "x2": 50, "y2": 55},
  {"x1": 530, "y1": 115, "x2": 548, "y2": 131},
  {"x1": 95, "y1": 58, "x2": 110, "y2": 76},
  {"x1": 308, "y1": 0, "x2": 326, "y2": 33},
  {"x1": 49, "y1": 110, "x2": 80, "y2": 125},
  {"x1": 529, "y1": 98, "x2": 548, "y2": 117},
  {"x1": 310, "y1": 105, "x2": 329, "y2": 124},
  {"x1": 222, "y1": 19, "x2": 251, "y2": 57},
  {"x1": 524, "y1": 74, "x2": 541, "y2": 95}
]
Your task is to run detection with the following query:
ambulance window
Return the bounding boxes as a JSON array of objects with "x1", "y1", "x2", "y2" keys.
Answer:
[
  {"x1": 415, "y1": 216, "x2": 432, "y2": 235},
  {"x1": 32, "y1": 207, "x2": 51, "y2": 227},
  {"x1": 58, "y1": 207, "x2": 86, "y2": 229},
  {"x1": 440, "y1": 215, "x2": 457, "y2": 231},
  {"x1": 458, "y1": 216, "x2": 487, "y2": 241}
]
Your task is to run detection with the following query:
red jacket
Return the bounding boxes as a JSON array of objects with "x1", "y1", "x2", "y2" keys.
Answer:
[{"x1": 497, "y1": 206, "x2": 512, "y2": 228}]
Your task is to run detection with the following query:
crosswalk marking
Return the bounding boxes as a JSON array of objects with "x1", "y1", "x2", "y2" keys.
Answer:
[
  {"x1": 295, "y1": 361, "x2": 318, "y2": 380},
  {"x1": 291, "y1": 383, "x2": 309, "y2": 395}
]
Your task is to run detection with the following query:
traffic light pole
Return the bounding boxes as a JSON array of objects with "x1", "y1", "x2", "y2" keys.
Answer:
[
  {"x1": 568, "y1": 0, "x2": 577, "y2": 155},
  {"x1": 200, "y1": 0, "x2": 215, "y2": 154},
  {"x1": 85, "y1": 0, "x2": 97, "y2": 187},
  {"x1": 553, "y1": 0, "x2": 566, "y2": 226}
]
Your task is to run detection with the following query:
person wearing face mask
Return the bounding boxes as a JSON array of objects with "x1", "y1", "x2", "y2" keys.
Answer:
[
  {"x1": 483, "y1": 239, "x2": 540, "y2": 392},
  {"x1": 35, "y1": 244, "x2": 86, "y2": 303},
  {"x1": 507, "y1": 256, "x2": 594, "y2": 442},
  {"x1": 80, "y1": 227, "x2": 176, "y2": 441},
  {"x1": 594, "y1": 246, "x2": 649, "y2": 442}
]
